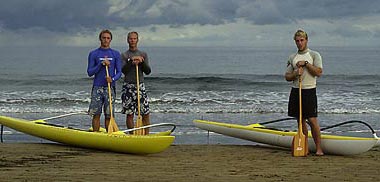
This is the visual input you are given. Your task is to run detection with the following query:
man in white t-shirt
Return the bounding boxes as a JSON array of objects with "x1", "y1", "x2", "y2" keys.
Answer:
[{"x1": 285, "y1": 29, "x2": 324, "y2": 156}]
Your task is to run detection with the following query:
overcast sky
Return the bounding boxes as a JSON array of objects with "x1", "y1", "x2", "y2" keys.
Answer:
[{"x1": 1, "y1": 0, "x2": 379, "y2": 47}]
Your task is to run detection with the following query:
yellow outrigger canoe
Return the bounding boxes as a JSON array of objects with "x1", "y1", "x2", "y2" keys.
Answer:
[
  {"x1": 0, "y1": 114, "x2": 176, "y2": 154},
  {"x1": 194, "y1": 119, "x2": 380, "y2": 155}
]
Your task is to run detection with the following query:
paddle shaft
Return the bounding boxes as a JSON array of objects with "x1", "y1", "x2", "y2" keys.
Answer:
[
  {"x1": 134, "y1": 64, "x2": 145, "y2": 135},
  {"x1": 105, "y1": 66, "x2": 114, "y2": 117},
  {"x1": 136, "y1": 65, "x2": 141, "y2": 118},
  {"x1": 298, "y1": 77, "x2": 303, "y2": 136},
  {"x1": 105, "y1": 64, "x2": 119, "y2": 133}
]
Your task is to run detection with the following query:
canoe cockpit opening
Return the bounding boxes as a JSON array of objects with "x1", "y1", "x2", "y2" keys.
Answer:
[{"x1": 35, "y1": 122, "x2": 86, "y2": 131}]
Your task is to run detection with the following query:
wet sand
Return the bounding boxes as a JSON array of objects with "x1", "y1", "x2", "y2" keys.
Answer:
[{"x1": 0, "y1": 143, "x2": 379, "y2": 182}]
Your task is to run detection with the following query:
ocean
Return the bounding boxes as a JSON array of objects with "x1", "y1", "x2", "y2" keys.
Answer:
[{"x1": 1, "y1": 46, "x2": 379, "y2": 144}]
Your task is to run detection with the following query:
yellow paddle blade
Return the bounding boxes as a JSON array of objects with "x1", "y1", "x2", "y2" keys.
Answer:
[
  {"x1": 112, "y1": 121, "x2": 119, "y2": 131},
  {"x1": 107, "y1": 117, "x2": 119, "y2": 134},
  {"x1": 292, "y1": 132, "x2": 308, "y2": 157},
  {"x1": 133, "y1": 116, "x2": 145, "y2": 135},
  {"x1": 111, "y1": 117, "x2": 119, "y2": 131}
]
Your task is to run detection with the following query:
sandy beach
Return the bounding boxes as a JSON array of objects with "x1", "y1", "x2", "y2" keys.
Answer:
[{"x1": 0, "y1": 143, "x2": 379, "y2": 182}]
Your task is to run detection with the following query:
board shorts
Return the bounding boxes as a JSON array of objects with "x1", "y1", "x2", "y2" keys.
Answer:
[
  {"x1": 121, "y1": 82, "x2": 150, "y2": 115},
  {"x1": 88, "y1": 86, "x2": 116, "y2": 118},
  {"x1": 288, "y1": 87, "x2": 318, "y2": 118}
]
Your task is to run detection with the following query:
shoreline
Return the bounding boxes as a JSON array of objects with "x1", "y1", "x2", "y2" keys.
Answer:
[{"x1": 0, "y1": 143, "x2": 379, "y2": 181}]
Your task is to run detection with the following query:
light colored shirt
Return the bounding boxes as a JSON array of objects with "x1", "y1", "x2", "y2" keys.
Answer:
[{"x1": 286, "y1": 49, "x2": 323, "y2": 89}]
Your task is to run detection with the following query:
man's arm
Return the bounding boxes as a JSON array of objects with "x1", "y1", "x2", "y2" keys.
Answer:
[
  {"x1": 121, "y1": 52, "x2": 133, "y2": 75},
  {"x1": 113, "y1": 51, "x2": 122, "y2": 81},
  {"x1": 285, "y1": 56, "x2": 299, "y2": 81},
  {"x1": 285, "y1": 70, "x2": 299, "y2": 81},
  {"x1": 87, "y1": 52, "x2": 102, "y2": 77},
  {"x1": 308, "y1": 51, "x2": 323, "y2": 77},
  {"x1": 305, "y1": 63, "x2": 322, "y2": 77},
  {"x1": 140, "y1": 52, "x2": 151, "y2": 75}
]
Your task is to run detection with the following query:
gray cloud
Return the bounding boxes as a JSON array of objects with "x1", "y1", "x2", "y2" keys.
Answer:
[
  {"x1": 0, "y1": 0, "x2": 122, "y2": 32},
  {"x1": 236, "y1": 0, "x2": 380, "y2": 25},
  {"x1": 332, "y1": 26, "x2": 373, "y2": 38},
  {"x1": 0, "y1": 0, "x2": 379, "y2": 47},
  {"x1": 1, "y1": 0, "x2": 379, "y2": 32}
]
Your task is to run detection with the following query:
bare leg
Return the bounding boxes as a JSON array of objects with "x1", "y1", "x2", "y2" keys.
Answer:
[
  {"x1": 301, "y1": 119, "x2": 308, "y2": 136},
  {"x1": 105, "y1": 117, "x2": 110, "y2": 131},
  {"x1": 126, "y1": 114, "x2": 134, "y2": 134},
  {"x1": 142, "y1": 114, "x2": 150, "y2": 134},
  {"x1": 92, "y1": 115, "x2": 101, "y2": 132},
  {"x1": 308, "y1": 117, "x2": 324, "y2": 156}
]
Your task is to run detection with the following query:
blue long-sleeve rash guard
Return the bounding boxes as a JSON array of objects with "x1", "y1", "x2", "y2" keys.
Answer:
[{"x1": 87, "y1": 47, "x2": 122, "y2": 87}]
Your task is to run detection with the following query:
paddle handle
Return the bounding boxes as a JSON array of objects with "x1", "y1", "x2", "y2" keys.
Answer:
[{"x1": 136, "y1": 64, "x2": 141, "y2": 117}]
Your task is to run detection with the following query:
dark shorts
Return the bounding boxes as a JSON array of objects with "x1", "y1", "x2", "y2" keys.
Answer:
[
  {"x1": 88, "y1": 86, "x2": 116, "y2": 118},
  {"x1": 121, "y1": 82, "x2": 150, "y2": 115},
  {"x1": 288, "y1": 87, "x2": 318, "y2": 118}
]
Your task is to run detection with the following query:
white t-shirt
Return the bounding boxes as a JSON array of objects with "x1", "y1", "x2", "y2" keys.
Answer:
[{"x1": 286, "y1": 49, "x2": 323, "y2": 89}]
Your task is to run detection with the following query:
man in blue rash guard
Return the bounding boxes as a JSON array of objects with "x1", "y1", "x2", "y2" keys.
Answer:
[{"x1": 87, "y1": 29, "x2": 121, "y2": 132}]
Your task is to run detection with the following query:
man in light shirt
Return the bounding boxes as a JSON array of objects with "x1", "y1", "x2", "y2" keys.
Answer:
[{"x1": 285, "y1": 29, "x2": 324, "y2": 156}]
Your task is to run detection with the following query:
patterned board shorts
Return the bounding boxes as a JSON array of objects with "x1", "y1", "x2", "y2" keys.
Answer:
[
  {"x1": 121, "y1": 82, "x2": 150, "y2": 115},
  {"x1": 88, "y1": 86, "x2": 116, "y2": 118}
]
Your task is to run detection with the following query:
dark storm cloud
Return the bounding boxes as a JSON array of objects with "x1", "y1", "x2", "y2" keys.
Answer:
[
  {"x1": 278, "y1": 0, "x2": 380, "y2": 21},
  {"x1": 235, "y1": 0, "x2": 380, "y2": 25},
  {"x1": 0, "y1": 0, "x2": 379, "y2": 32},
  {"x1": 111, "y1": 0, "x2": 237, "y2": 27},
  {"x1": 0, "y1": 0, "x2": 123, "y2": 32}
]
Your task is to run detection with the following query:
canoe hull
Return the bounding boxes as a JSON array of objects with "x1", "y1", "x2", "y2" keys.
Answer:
[
  {"x1": 0, "y1": 115, "x2": 175, "y2": 154},
  {"x1": 194, "y1": 119, "x2": 378, "y2": 155}
]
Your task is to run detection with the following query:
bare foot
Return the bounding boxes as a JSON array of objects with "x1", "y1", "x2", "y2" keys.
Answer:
[{"x1": 315, "y1": 152, "x2": 324, "y2": 156}]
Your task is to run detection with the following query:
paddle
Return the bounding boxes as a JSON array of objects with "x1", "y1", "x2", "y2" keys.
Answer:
[
  {"x1": 134, "y1": 64, "x2": 145, "y2": 135},
  {"x1": 292, "y1": 73, "x2": 308, "y2": 157},
  {"x1": 105, "y1": 63, "x2": 119, "y2": 133}
]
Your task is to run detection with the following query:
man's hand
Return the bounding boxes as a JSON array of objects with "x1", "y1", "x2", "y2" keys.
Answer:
[
  {"x1": 132, "y1": 56, "x2": 144, "y2": 65},
  {"x1": 297, "y1": 67, "x2": 304, "y2": 76},
  {"x1": 296, "y1": 60, "x2": 308, "y2": 68},
  {"x1": 106, "y1": 76, "x2": 112, "y2": 83},
  {"x1": 102, "y1": 60, "x2": 111, "y2": 66}
]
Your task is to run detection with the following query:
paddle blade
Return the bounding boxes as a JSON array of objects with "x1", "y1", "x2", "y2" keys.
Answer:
[
  {"x1": 134, "y1": 116, "x2": 145, "y2": 135},
  {"x1": 112, "y1": 120, "x2": 119, "y2": 131},
  {"x1": 292, "y1": 132, "x2": 308, "y2": 157},
  {"x1": 107, "y1": 117, "x2": 119, "y2": 134}
]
